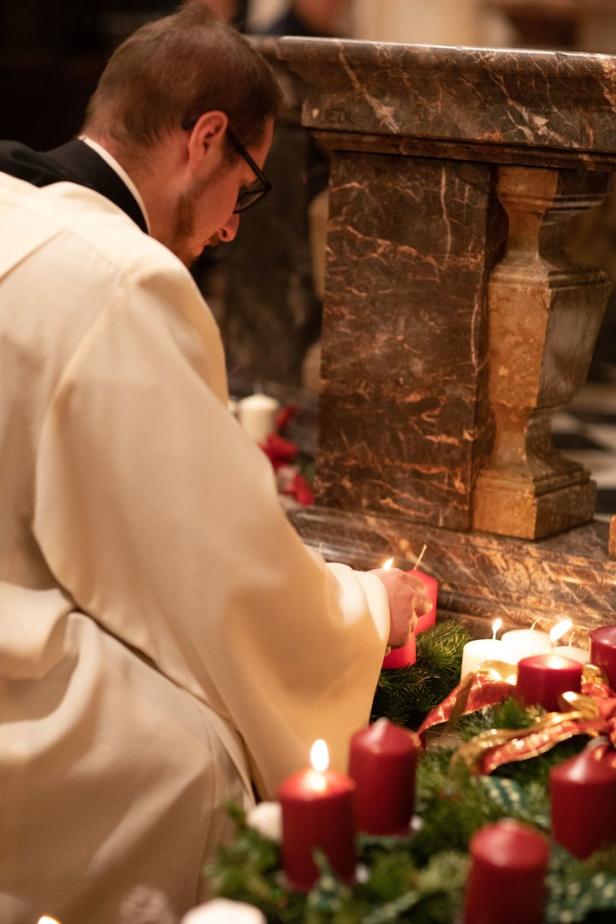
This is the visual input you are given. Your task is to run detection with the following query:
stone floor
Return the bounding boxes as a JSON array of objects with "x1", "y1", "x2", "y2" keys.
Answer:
[{"x1": 553, "y1": 364, "x2": 616, "y2": 522}]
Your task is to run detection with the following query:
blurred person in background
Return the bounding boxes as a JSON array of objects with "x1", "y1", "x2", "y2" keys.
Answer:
[
  {"x1": 262, "y1": 0, "x2": 352, "y2": 38},
  {"x1": 215, "y1": 0, "x2": 352, "y2": 388}
]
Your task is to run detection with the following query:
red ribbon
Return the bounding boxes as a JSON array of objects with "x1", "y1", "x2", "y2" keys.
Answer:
[{"x1": 418, "y1": 660, "x2": 616, "y2": 774}]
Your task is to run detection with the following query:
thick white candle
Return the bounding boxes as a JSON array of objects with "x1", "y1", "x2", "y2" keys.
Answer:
[
  {"x1": 181, "y1": 899, "x2": 266, "y2": 923},
  {"x1": 551, "y1": 645, "x2": 590, "y2": 665},
  {"x1": 500, "y1": 629, "x2": 550, "y2": 663},
  {"x1": 238, "y1": 393, "x2": 279, "y2": 443},
  {"x1": 461, "y1": 639, "x2": 515, "y2": 681}
]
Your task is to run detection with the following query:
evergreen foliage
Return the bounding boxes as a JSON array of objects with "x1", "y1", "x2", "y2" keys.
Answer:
[
  {"x1": 208, "y1": 635, "x2": 616, "y2": 922},
  {"x1": 371, "y1": 621, "x2": 471, "y2": 729}
]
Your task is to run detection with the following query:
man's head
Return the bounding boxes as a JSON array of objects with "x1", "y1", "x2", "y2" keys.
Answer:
[{"x1": 83, "y1": 2, "x2": 281, "y2": 264}]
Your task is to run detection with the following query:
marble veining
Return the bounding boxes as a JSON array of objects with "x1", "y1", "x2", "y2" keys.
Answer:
[
  {"x1": 276, "y1": 38, "x2": 616, "y2": 162},
  {"x1": 315, "y1": 153, "x2": 499, "y2": 530},
  {"x1": 291, "y1": 506, "x2": 616, "y2": 636}
]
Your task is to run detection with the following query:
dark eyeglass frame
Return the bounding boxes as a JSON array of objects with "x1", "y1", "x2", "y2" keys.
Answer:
[{"x1": 181, "y1": 116, "x2": 272, "y2": 213}]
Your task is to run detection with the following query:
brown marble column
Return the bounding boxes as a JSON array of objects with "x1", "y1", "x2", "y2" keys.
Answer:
[
  {"x1": 270, "y1": 37, "x2": 616, "y2": 541},
  {"x1": 473, "y1": 166, "x2": 612, "y2": 539},
  {"x1": 316, "y1": 151, "x2": 498, "y2": 531},
  {"x1": 263, "y1": 37, "x2": 616, "y2": 631}
]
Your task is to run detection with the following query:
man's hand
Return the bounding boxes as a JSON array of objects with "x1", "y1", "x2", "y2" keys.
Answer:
[{"x1": 371, "y1": 567, "x2": 431, "y2": 649}]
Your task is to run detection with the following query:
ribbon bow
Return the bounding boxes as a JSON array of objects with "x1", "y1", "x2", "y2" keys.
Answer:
[{"x1": 418, "y1": 662, "x2": 616, "y2": 775}]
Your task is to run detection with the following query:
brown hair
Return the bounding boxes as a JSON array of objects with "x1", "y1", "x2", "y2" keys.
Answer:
[{"x1": 83, "y1": 2, "x2": 281, "y2": 154}]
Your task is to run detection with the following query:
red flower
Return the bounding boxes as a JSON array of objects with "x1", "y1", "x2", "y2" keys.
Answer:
[
  {"x1": 289, "y1": 473, "x2": 314, "y2": 506},
  {"x1": 260, "y1": 433, "x2": 298, "y2": 469},
  {"x1": 276, "y1": 404, "x2": 297, "y2": 433}
]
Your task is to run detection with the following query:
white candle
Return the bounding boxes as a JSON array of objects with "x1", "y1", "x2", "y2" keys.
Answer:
[
  {"x1": 461, "y1": 639, "x2": 515, "y2": 681},
  {"x1": 461, "y1": 619, "x2": 515, "y2": 681},
  {"x1": 238, "y1": 393, "x2": 279, "y2": 443},
  {"x1": 551, "y1": 645, "x2": 590, "y2": 665},
  {"x1": 181, "y1": 899, "x2": 266, "y2": 923},
  {"x1": 500, "y1": 629, "x2": 551, "y2": 663},
  {"x1": 247, "y1": 801, "x2": 282, "y2": 842}
]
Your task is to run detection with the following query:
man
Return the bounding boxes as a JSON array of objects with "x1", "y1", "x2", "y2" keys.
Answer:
[{"x1": 0, "y1": 4, "x2": 427, "y2": 922}]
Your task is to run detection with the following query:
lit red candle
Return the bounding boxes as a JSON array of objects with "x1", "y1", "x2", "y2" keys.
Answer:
[
  {"x1": 550, "y1": 747, "x2": 616, "y2": 858},
  {"x1": 348, "y1": 718, "x2": 420, "y2": 835},
  {"x1": 464, "y1": 820, "x2": 549, "y2": 924},
  {"x1": 278, "y1": 740, "x2": 355, "y2": 891},
  {"x1": 380, "y1": 558, "x2": 416, "y2": 669},
  {"x1": 382, "y1": 633, "x2": 416, "y2": 669},
  {"x1": 516, "y1": 653, "x2": 582, "y2": 712},
  {"x1": 590, "y1": 625, "x2": 616, "y2": 691}
]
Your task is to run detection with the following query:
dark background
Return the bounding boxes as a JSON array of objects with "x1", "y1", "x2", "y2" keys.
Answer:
[{"x1": 0, "y1": 1, "x2": 249, "y2": 149}]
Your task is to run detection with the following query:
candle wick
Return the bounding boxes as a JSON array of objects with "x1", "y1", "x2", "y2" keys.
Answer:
[{"x1": 414, "y1": 544, "x2": 428, "y2": 570}]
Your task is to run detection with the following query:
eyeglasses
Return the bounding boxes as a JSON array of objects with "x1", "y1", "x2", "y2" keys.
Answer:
[{"x1": 181, "y1": 116, "x2": 272, "y2": 213}]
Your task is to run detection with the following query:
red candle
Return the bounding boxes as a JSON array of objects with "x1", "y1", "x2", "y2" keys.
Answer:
[
  {"x1": 278, "y1": 740, "x2": 355, "y2": 891},
  {"x1": 382, "y1": 632, "x2": 416, "y2": 669},
  {"x1": 349, "y1": 718, "x2": 420, "y2": 835},
  {"x1": 590, "y1": 625, "x2": 616, "y2": 691},
  {"x1": 412, "y1": 569, "x2": 438, "y2": 634},
  {"x1": 516, "y1": 653, "x2": 582, "y2": 712},
  {"x1": 550, "y1": 747, "x2": 616, "y2": 858},
  {"x1": 464, "y1": 820, "x2": 549, "y2": 924}
]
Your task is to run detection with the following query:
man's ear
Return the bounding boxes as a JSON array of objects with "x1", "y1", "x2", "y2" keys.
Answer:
[{"x1": 185, "y1": 110, "x2": 229, "y2": 170}]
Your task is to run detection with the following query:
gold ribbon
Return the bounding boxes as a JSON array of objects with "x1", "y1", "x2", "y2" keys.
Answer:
[{"x1": 418, "y1": 658, "x2": 616, "y2": 774}]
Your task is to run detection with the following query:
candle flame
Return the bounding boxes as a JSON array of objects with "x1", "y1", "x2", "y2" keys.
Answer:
[
  {"x1": 38, "y1": 918, "x2": 63, "y2": 924},
  {"x1": 382, "y1": 557, "x2": 394, "y2": 571},
  {"x1": 491, "y1": 618, "x2": 503, "y2": 641},
  {"x1": 310, "y1": 739, "x2": 329, "y2": 773},
  {"x1": 550, "y1": 618, "x2": 573, "y2": 645}
]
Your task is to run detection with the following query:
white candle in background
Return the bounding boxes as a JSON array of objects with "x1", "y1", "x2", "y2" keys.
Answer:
[
  {"x1": 551, "y1": 645, "x2": 590, "y2": 665},
  {"x1": 548, "y1": 619, "x2": 588, "y2": 664},
  {"x1": 181, "y1": 900, "x2": 266, "y2": 923},
  {"x1": 500, "y1": 628, "x2": 551, "y2": 663},
  {"x1": 461, "y1": 619, "x2": 515, "y2": 681},
  {"x1": 238, "y1": 393, "x2": 279, "y2": 443}
]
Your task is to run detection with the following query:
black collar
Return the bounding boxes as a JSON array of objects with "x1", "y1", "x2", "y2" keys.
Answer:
[{"x1": 45, "y1": 139, "x2": 148, "y2": 233}]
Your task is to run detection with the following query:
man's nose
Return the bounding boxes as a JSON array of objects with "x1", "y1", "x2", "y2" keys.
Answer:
[{"x1": 218, "y1": 213, "x2": 240, "y2": 244}]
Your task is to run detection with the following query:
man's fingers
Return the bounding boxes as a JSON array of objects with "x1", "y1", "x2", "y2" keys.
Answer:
[{"x1": 414, "y1": 594, "x2": 432, "y2": 616}]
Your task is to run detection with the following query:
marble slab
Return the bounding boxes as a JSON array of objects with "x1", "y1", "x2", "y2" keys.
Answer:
[
  {"x1": 290, "y1": 505, "x2": 616, "y2": 638},
  {"x1": 275, "y1": 37, "x2": 616, "y2": 167}
]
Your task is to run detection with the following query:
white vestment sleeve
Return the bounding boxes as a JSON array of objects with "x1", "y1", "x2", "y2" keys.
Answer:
[{"x1": 32, "y1": 262, "x2": 390, "y2": 797}]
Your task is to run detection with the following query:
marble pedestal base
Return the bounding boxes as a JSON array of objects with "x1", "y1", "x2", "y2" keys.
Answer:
[
  {"x1": 472, "y1": 469, "x2": 597, "y2": 541},
  {"x1": 290, "y1": 505, "x2": 615, "y2": 637}
]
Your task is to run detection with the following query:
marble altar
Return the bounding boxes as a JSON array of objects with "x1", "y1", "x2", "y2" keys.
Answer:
[{"x1": 261, "y1": 37, "x2": 616, "y2": 632}]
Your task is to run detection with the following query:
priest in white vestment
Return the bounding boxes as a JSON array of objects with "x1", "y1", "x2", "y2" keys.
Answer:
[{"x1": 0, "y1": 6, "x2": 426, "y2": 923}]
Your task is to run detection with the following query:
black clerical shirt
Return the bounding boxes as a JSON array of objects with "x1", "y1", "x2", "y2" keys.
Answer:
[{"x1": 0, "y1": 138, "x2": 148, "y2": 233}]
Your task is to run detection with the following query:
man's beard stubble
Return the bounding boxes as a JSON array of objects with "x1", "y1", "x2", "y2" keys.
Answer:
[{"x1": 169, "y1": 162, "x2": 228, "y2": 267}]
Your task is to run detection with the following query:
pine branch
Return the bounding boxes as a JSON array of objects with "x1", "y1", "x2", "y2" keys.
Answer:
[{"x1": 372, "y1": 621, "x2": 471, "y2": 729}]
